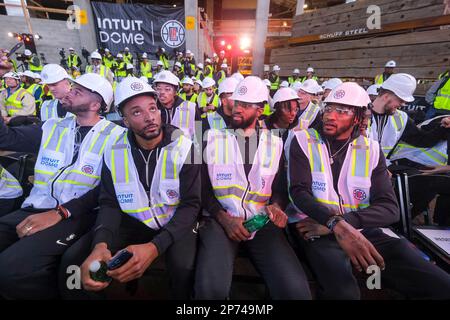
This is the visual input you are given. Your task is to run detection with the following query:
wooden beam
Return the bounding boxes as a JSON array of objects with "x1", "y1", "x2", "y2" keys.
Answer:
[
  {"x1": 0, "y1": 2, "x2": 73, "y2": 15},
  {"x1": 266, "y1": 14, "x2": 450, "y2": 48}
]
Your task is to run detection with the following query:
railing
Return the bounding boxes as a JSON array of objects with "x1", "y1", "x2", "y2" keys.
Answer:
[{"x1": 213, "y1": 19, "x2": 292, "y2": 35}]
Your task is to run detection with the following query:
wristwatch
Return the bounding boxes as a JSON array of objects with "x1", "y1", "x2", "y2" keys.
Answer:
[{"x1": 326, "y1": 215, "x2": 344, "y2": 232}]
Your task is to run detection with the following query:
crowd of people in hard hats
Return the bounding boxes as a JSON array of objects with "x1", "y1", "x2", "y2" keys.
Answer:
[{"x1": 0, "y1": 43, "x2": 450, "y2": 300}]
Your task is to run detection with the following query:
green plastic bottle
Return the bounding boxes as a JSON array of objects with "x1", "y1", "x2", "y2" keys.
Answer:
[{"x1": 243, "y1": 214, "x2": 269, "y2": 233}]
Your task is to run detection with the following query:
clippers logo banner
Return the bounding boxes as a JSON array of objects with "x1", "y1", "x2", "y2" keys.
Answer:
[{"x1": 91, "y1": 2, "x2": 186, "y2": 54}]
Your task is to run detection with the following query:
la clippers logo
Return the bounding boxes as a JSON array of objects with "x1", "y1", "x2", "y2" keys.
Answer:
[
  {"x1": 353, "y1": 188, "x2": 367, "y2": 201},
  {"x1": 130, "y1": 82, "x2": 143, "y2": 91},
  {"x1": 238, "y1": 86, "x2": 248, "y2": 95},
  {"x1": 161, "y1": 20, "x2": 186, "y2": 48},
  {"x1": 166, "y1": 189, "x2": 178, "y2": 199},
  {"x1": 333, "y1": 89, "x2": 346, "y2": 99},
  {"x1": 81, "y1": 165, "x2": 94, "y2": 175}
]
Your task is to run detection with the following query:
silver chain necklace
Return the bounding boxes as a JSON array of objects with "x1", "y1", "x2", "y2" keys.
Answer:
[{"x1": 325, "y1": 136, "x2": 351, "y2": 165}]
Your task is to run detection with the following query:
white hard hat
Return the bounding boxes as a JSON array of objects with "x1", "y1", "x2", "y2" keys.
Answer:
[
  {"x1": 197, "y1": 63, "x2": 204, "y2": 69},
  {"x1": 367, "y1": 84, "x2": 381, "y2": 96},
  {"x1": 40, "y1": 64, "x2": 69, "y2": 84},
  {"x1": 142, "y1": 53, "x2": 148, "y2": 58},
  {"x1": 175, "y1": 61, "x2": 182, "y2": 68},
  {"x1": 231, "y1": 76, "x2": 268, "y2": 104},
  {"x1": 291, "y1": 81, "x2": 302, "y2": 92},
  {"x1": 70, "y1": 73, "x2": 113, "y2": 108},
  {"x1": 221, "y1": 63, "x2": 228, "y2": 69},
  {"x1": 154, "y1": 70, "x2": 180, "y2": 87},
  {"x1": 181, "y1": 77, "x2": 194, "y2": 86},
  {"x1": 273, "y1": 88, "x2": 299, "y2": 106},
  {"x1": 202, "y1": 77, "x2": 216, "y2": 89},
  {"x1": 139, "y1": 76, "x2": 148, "y2": 82},
  {"x1": 300, "y1": 79, "x2": 321, "y2": 95},
  {"x1": 273, "y1": 65, "x2": 281, "y2": 72},
  {"x1": 105, "y1": 48, "x2": 110, "y2": 53},
  {"x1": 231, "y1": 72, "x2": 244, "y2": 82},
  {"x1": 161, "y1": 47, "x2": 166, "y2": 53},
  {"x1": 385, "y1": 60, "x2": 396, "y2": 68},
  {"x1": 90, "y1": 51, "x2": 102, "y2": 60},
  {"x1": 293, "y1": 68, "x2": 300, "y2": 74},
  {"x1": 218, "y1": 77, "x2": 239, "y2": 96},
  {"x1": 205, "y1": 58, "x2": 211, "y2": 63},
  {"x1": 381, "y1": 73, "x2": 416, "y2": 102},
  {"x1": 117, "y1": 53, "x2": 123, "y2": 58},
  {"x1": 324, "y1": 82, "x2": 370, "y2": 108},
  {"x1": 186, "y1": 50, "x2": 192, "y2": 55},
  {"x1": 323, "y1": 78, "x2": 343, "y2": 91},
  {"x1": 126, "y1": 63, "x2": 134, "y2": 70},
  {"x1": 33, "y1": 72, "x2": 41, "y2": 79},
  {"x1": 263, "y1": 79, "x2": 271, "y2": 87},
  {"x1": 195, "y1": 79, "x2": 203, "y2": 87},
  {"x1": 24, "y1": 49, "x2": 32, "y2": 56},
  {"x1": 220, "y1": 50, "x2": 225, "y2": 54},
  {"x1": 307, "y1": 67, "x2": 314, "y2": 73},
  {"x1": 69, "y1": 47, "x2": 74, "y2": 51},
  {"x1": 157, "y1": 61, "x2": 164, "y2": 66},
  {"x1": 213, "y1": 53, "x2": 218, "y2": 57},
  {"x1": 124, "y1": 47, "x2": 130, "y2": 51},
  {"x1": 280, "y1": 81, "x2": 289, "y2": 88},
  {"x1": 17, "y1": 72, "x2": 23, "y2": 77},
  {"x1": 22, "y1": 70, "x2": 36, "y2": 79},
  {"x1": 3, "y1": 72, "x2": 20, "y2": 80},
  {"x1": 115, "y1": 76, "x2": 156, "y2": 108}
]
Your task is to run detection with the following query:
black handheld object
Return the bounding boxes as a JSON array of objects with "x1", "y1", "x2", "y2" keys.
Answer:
[{"x1": 106, "y1": 249, "x2": 133, "y2": 270}]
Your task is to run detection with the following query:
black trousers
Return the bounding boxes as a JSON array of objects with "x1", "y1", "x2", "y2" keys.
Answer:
[
  {"x1": 290, "y1": 226, "x2": 450, "y2": 300},
  {"x1": 59, "y1": 214, "x2": 197, "y2": 300},
  {"x1": 0, "y1": 208, "x2": 96, "y2": 299},
  {"x1": 194, "y1": 217, "x2": 312, "y2": 300},
  {"x1": 0, "y1": 198, "x2": 19, "y2": 218}
]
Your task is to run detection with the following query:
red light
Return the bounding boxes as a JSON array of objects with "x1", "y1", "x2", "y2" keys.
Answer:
[
  {"x1": 17, "y1": 35, "x2": 22, "y2": 41},
  {"x1": 220, "y1": 40, "x2": 226, "y2": 46},
  {"x1": 227, "y1": 44, "x2": 232, "y2": 50},
  {"x1": 25, "y1": 37, "x2": 30, "y2": 42}
]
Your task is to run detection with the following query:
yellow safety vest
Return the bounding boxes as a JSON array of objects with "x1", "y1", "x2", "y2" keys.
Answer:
[
  {"x1": 115, "y1": 62, "x2": 127, "y2": 78},
  {"x1": 198, "y1": 92, "x2": 219, "y2": 114},
  {"x1": 4, "y1": 87, "x2": 32, "y2": 116},
  {"x1": 205, "y1": 65, "x2": 214, "y2": 78},
  {"x1": 270, "y1": 75, "x2": 280, "y2": 90},
  {"x1": 103, "y1": 55, "x2": 115, "y2": 69},
  {"x1": 140, "y1": 62, "x2": 153, "y2": 78},
  {"x1": 217, "y1": 70, "x2": 226, "y2": 85},
  {"x1": 86, "y1": 65, "x2": 107, "y2": 78},
  {"x1": 179, "y1": 92, "x2": 198, "y2": 103},
  {"x1": 374, "y1": 74, "x2": 385, "y2": 85},
  {"x1": 28, "y1": 57, "x2": 43, "y2": 72},
  {"x1": 123, "y1": 53, "x2": 133, "y2": 64},
  {"x1": 434, "y1": 77, "x2": 450, "y2": 111},
  {"x1": 0, "y1": 164, "x2": 22, "y2": 199},
  {"x1": 288, "y1": 76, "x2": 300, "y2": 84},
  {"x1": 67, "y1": 54, "x2": 80, "y2": 68},
  {"x1": 160, "y1": 55, "x2": 169, "y2": 70}
]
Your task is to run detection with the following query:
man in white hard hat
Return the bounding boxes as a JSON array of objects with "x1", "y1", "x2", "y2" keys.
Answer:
[
  {"x1": 60, "y1": 76, "x2": 200, "y2": 299},
  {"x1": 154, "y1": 70, "x2": 201, "y2": 139},
  {"x1": 179, "y1": 77, "x2": 198, "y2": 103},
  {"x1": 301, "y1": 67, "x2": 318, "y2": 83},
  {"x1": 322, "y1": 78, "x2": 343, "y2": 99},
  {"x1": 125, "y1": 63, "x2": 134, "y2": 77},
  {"x1": 173, "y1": 61, "x2": 184, "y2": 80},
  {"x1": 122, "y1": 46, "x2": 133, "y2": 65},
  {"x1": 425, "y1": 63, "x2": 450, "y2": 118},
  {"x1": 21, "y1": 70, "x2": 43, "y2": 110},
  {"x1": 288, "y1": 68, "x2": 301, "y2": 85},
  {"x1": 193, "y1": 78, "x2": 202, "y2": 95},
  {"x1": 156, "y1": 47, "x2": 170, "y2": 70},
  {"x1": 269, "y1": 65, "x2": 281, "y2": 95},
  {"x1": 366, "y1": 84, "x2": 380, "y2": 102},
  {"x1": 215, "y1": 50, "x2": 227, "y2": 73},
  {"x1": 198, "y1": 77, "x2": 219, "y2": 115},
  {"x1": 375, "y1": 60, "x2": 396, "y2": 85},
  {"x1": 139, "y1": 53, "x2": 152, "y2": 82},
  {"x1": 39, "y1": 64, "x2": 72, "y2": 121},
  {"x1": 195, "y1": 76, "x2": 312, "y2": 300},
  {"x1": 0, "y1": 72, "x2": 35, "y2": 124},
  {"x1": 23, "y1": 49, "x2": 43, "y2": 73},
  {"x1": 204, "y1": 58, "x2": 214, "y2": 79},
  {"x1": 67, "y1": 47, "x2": 81, "y2": 70},
  {"x1": 369, "y1": 73, "x2": 446, "y2": 167},
  {"x1": 183, "y1": 50, "x2": 196, "y2": 77},
  {"x1": 202, "y1": 77, "x2": 238, "y2": 131},
  {"x1": 113, "y1": 53, "x2": 127, "y2": 82},
  {"x1": 102, "y1": 48, "x2": 115, "y2": 70},
  {"x1": 279, "y1": 80, "x2": 289, "y2": 89},
  {"x1": 214, "y1": 63, "x2": 228, "y2": 86},
  {"x1": 195, "y1": 63, "x2": 204, "y2": 81},
  {"x1": 0, "y1": 73, "x2": 125, "y2": 299},
  {"x1": 86, "y1": 51, "x2": 114, "y2": 85},
  {"x1": 293, "y1": 79, "x2": 323, "y2": 131},
  {"x1": 287, "y1": 82, "x2": 450, "y2": 299}
]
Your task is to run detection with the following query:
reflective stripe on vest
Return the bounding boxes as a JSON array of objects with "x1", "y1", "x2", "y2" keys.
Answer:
[
  {"x1": 292, "y1": 128, "x2": 379, "y2": 214},
  {"x1": 0, "y1": 165, "x2": 22, "y2": 199},
  {"x1": 107, "y1": 132, "x2": 192, "y2": 229},
  {"x1": 199, "y1": 92, "x2": 219, "y2": 110},
  {"x1": 390, "y1": 141, "x2": 447, "y2": 166},
  {"x1": 40, "y1": 99, "x2": 59, "y2": 121},
  {"x1": 207, "y1": 111, "x2": 227, "y2": 129},
  {"x1": 171, "y1": 101, "x2": 197, "y2": 138},
  {"x1": 205, "y1": 65, "x2": 214, "y2": 78},
  {"x1": 434, "y1": 77, "x2": 450, "y2": 111},
  {"x1": 218, "y1": 70, "x2": 226, "y2": 85},
  {"x1": 4, "y1": 88, "x2": 28, "y2": 116},
  {"x1": 68, "y1": 55, "x2": 79, "y2": 68},
  {"x1": 87, "y1": 65, "x2": 107, "y2": 77},
  {"x1": 270, "y1": 76, "x2": 280, "y2": 90},
  {"x1": 206, "y1": 129, "x2": 283, "y2": 220},
  {"x1": 375, "y1": 74, "x2": 384, "y2": 85},
  {"x1": 295, "y1": 102, "x2": 320, "y2": 131},
  {"x1": 140, "y1": 62, "x2": 153, "y2": 78},
  {"x1": 179, "y1": 92, "x2": 198, "y2": 103}
]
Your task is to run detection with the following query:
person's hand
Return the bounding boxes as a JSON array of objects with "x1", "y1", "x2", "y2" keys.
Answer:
[
  {"x1": 333, "y1": 221, "x2": 385, "y2": 272},
  {"x1": 420, "y1": 165, "x2": 450, "y2": 175},
  {"x1": 441, "y1": 117, "x2": 450, "y2": 128},
  {"x1": 295, "y1": 217, "x2": 331, "y2": 240},
  {"x1": 107, "y1": 243, "x2": 158, "y2": 283},
  {"x1": 3, "y1": 116, "x2": 11, "y2": 125},
  {"x1": 216, "y1": 210, "x2": 251, "y2": 242},
  {"x1": 266, "y1": 204, "x2": 288, "y2": 228},
  {"x1": 16, "y1": 210, "x2": 62, "y2": 238},
  {"x1": 81, "y1": 243, "x2": 112, "y2": 291}
]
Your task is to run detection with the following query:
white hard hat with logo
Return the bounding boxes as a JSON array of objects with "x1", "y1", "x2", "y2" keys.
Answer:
[
  {"x1": 324, "y1": 82, "x2": 371, "y2": 108},
  {"x1": 323, "y1": 78, "x2": 343, "y2": 91},
  {"x1": 306, "y1": 67, "x2": 314, "y2": 73},
  {"x1": 273, "y1": 88, "x2": 299, "y2": 106},
  {"x1": 293, "y1": 68, "x2": 300, "y2": 74},
  {"x1": 218, "y1": 77, "x2": 239, "y2": 96},
  {"x1": 181, "y1": 77, "x2": 194, "y2": 86},
  {"x1": 24, "y1": 49, "x2": 32, "y2": 56},
  {"x1": 385, "y1": 60, "x2": 396, "y2": 68},
  {"x1": 91, "y1": 51, "x2": 102, "y2": 60},
  {"x1": 70, "y1": 73, "x2": 113, "y2": 108},
  {"x1": 115, "y1": 76, "x2": 156, "y2": 108},
  {"x1": 381, "y1": 73, "x2": 416, "y2": 102},
  {"x1": 231, "y1": 76, "x2": 268, "y2": 104},
  {"x1": 300, "y1": 79, "x2": 321, "y2": 95},
  {"x1": 367, "y1": 84, "x2": 381, "y2": 96},
  {"x1": 231, "y1": 72, "x2": 244, "y2": 82},
  {"x1": 202, "y1": 77, "x2": 216, "y2": 89},
  {"x1": 154, "y1": 70, "x2": 180, "y2": 87},
  {"x1": 273, "y1": 65, "x2": 281, "y2": 72},
  {"x1": 40, "y1": 64, "x2": 69, "y2": 84},
  {"x1": 197, "y1": 63, "x2": 204, "y2": 69},
  {"x1": 3, "y1": 72, "x2": 20, "y2": 80}
]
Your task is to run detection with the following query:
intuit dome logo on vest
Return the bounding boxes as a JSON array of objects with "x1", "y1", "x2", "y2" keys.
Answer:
[{"x1": 91, "y1": 2, "x2": 186, "y2": 54}]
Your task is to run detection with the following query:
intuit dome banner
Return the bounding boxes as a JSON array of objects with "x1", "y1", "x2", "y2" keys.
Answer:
[{"x1": 91, "y1": 2, "x2": 186, "y2": 54}]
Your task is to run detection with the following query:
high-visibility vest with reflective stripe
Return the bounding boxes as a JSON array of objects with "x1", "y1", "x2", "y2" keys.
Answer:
[
  {"x1": 295, "y1": 102, "x2": 320, "y2": 131},
  {"x1": 434, "y1": 77, "x2": 450, "y2": 111},
  {"x1": 103, "y1": 55, "x2": 115, "y2": 69},
  {"x1": 195, "y1": 70, "x2": 204, "y2": 80},
  {"x1": 198, "y1": 92, "x2": 219, "y2": 112},
  {"x1": 22, "y1": 116, "x2": 125, "y2": 209},
  {"x1": 25, "y1": 83, "x2": 43, "y2": 105},
  {"x1": 270, "y1": 76, "x2": 280, "y2": 90},
  {"x1": 206, "y1": 129, "x2": 283, "y2": 220},
  {"x1": 86, "y1": 65, "x2": 107, "y2": 78},
  {"x1": 368, "y1": 110, "x2": 407, "y2": 165},
  {"x1": 288, "y1": 76, "x2": 300, "y2": 84},
  {"x1": 300, "y1": 76, "x2": 318, "y2": 83},
  {"x1": 123, "y1": 53, "x2": 133, "y2": 64},
  {"x1": 28, "y1": 58, "x2": 43, "y2": 72},
  {"x1": 0, "y1": 165, "x2": 22, "y2": 199},
  {"x1": 140, "y1": 62, "x2": 153, "y2": 78},
  {"x1": 67, "y1": 54, "x2": 80, "y2": 68},
  {"x1": 115, "y1": 62, "x2": 127, "y2": 78},
  {"x1": 217, "y1": 70, "x2": 226, "y2": 85},
  {"x1": 291, "y1": 128, "x2": 379, "y2": 214},
  {"x1": 4, "y1": 87, "x2": 31, "y2": 116},
  {"x1": 179, "y1": 92, "x2": 198, "y2": 103},
  {"x1": 205, "y1": 65, "x2": 214, "y2": 78},
  {"x1": 375, "y1": 74, "x2": 385, "y2": 85},
  {"x1": 170, "y1": 101, "x2": 197, "y2": 138},
  {"x1": 207, "y1": 111, "x2": 227, "y2": 130},
  {"x1": 40, "y1": 99, "x2": 59, "y2": 121},
  {"x1": 262, "y1": 103, "x2": 272, "y2": 116},
  {"x1": 160, "y1": 55, "x2": 169, "y2": 70},
  {"x1": 105, "y1": 132, "x2": 192, "y2": 229}
]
